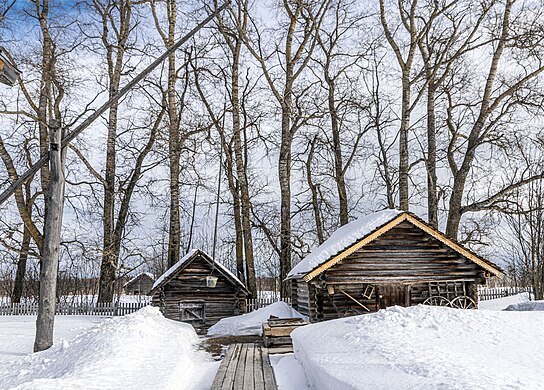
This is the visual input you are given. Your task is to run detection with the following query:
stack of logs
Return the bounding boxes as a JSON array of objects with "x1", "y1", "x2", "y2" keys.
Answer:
[{"x1": 262, "y1": 317, "x2": 308, "y2": 354}]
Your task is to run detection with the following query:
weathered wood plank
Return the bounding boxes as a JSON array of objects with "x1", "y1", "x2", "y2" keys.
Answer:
[
  {"x1": 261, "y1": 347, "x2": 277, "y2": 390},
  {"x1": 242, "y1": 343, "x2": 255, "y2": 390},
  {"x1": 211, "y1": 343, "x2": 277, "y2": 390},
  {"x1": 253, "y1": 344, "x2": 265, "y2": 389},
  {"x1": 222, "y1": 344, "x2": 244, "y2": 390},
  {"x1": 211, "y1": 343, "x2": 238, "y2": 389},
  {"x1": 232, "y1": 343, "x2": 248, "y2": 389}
]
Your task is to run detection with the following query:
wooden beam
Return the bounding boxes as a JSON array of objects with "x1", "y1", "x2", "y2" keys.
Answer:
[{"x1": 338, "y1": 288, "x2": 370, "y2": 312}]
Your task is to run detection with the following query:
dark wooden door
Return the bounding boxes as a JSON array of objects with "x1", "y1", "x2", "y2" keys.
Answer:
[
  {"x1": 178, "y1": 301, "x2": 205, "y2": 325},
  {"x1": 377, "y1": 284, "x2": 408, "y2": 309}
]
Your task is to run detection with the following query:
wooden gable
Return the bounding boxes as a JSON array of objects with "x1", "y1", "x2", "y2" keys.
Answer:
[
  {"x1": 324, "y1": 221, "x2": 487, "y2": 285},
  {"x1": 163, "y1": 253, "x2": 245, "y2": 295},
  {"x1": 301, "y1": 213, "x2": 502, "y2": 282}
]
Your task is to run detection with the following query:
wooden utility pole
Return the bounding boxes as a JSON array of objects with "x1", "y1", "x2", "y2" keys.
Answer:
[{"x1": 34, "y1": 120, "x2": 66, "y2": 352}]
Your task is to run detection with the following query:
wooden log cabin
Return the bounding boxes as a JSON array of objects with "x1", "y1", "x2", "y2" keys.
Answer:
[
  {"x1": 123, "y1": 272, "x2": 155, "y2": 295},
  {"x1": 149, "y1": 249, "x2": 249, "y2": 332},
  {"x1": 287, "y1": 210, "x2": 503, "y2": 322}
]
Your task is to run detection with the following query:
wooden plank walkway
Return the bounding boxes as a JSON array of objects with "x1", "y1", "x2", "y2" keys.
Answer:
[{"x1": 211, "y1": 343, "x2": 277, "y2": 390}]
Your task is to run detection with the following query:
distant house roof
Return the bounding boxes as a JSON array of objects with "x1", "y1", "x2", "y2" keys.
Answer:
[
  {"x1": 287, "y1": 210, "x2": 503, "y2": 282},
  {"x1": 149, "y1": 249, "x2": 249, "y2": 295},
  {"x1": 123, "y1": 272, "x2": 154, "y2": 288}
]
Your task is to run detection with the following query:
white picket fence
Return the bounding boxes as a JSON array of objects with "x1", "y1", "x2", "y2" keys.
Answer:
[
  {"x1": 477, "y1": 286, "x2": 533, "y2": 301},
  {"x1": 0, "y1": 302, "x2": 148, "y2": 316},
  {"x1": 246, "y1": 297, "x2": 291, "y2": 312}
]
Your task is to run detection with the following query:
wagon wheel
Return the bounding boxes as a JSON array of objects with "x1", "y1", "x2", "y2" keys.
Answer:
[
  {"x1": 422, "y1": 296, "x2": 451, "y2": 307},
  {"x1": 449, "y1": 296, "x2": 476, "y2": 309}
]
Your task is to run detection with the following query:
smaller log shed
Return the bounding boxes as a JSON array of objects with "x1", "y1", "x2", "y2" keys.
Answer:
[
  {"x1": 149, "y1": 249, "x2": 249, "y2": 332},
  {"x1": 287, "y1": 210, "x2": 503, "y2": 322},
  {"x1": 123, "y1": 272, "x2": 155, "y2": 295}
]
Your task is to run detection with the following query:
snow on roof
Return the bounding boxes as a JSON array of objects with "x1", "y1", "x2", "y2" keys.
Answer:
[
  {"x1": 152, "y1": 249, "x2": 199, "y2": 291},
  {"x1": 287, "y1": 209, "x2": 403, "y2": 279},
  {"x1": 123, "y1": 272, "x2": 154, "y2": 288},
  {"x1": 151, "y1": 249, "x2": 247, "y2": 292}
]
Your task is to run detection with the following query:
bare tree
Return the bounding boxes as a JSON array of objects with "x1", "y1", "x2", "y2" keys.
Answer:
[
  {"x1": 315, "y1": 0, "x2": 368, "y2": 226},
  {"x1": 239, "y1": 0, "x2": 330, "y2": 297},
  {"x1": 82, "y1": 0, "x2": 135, "y2": 303},
  {"x1": 443, "y1": 0, "x2": 544, "y2": 239},
  {"x1": 379, "y1": 0, "x2": 423, "y2": 211},
  {"x1": 214, "y1": 0, "x2": 257, "y2": 295}
]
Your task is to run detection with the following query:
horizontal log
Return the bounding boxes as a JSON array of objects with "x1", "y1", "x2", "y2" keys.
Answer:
[
  {"x1": 326, "y1": 263, "x2": 477, "y2": 272},
  {"x1": 324, "y1": 276, "x2": 478, "y2": 283}
]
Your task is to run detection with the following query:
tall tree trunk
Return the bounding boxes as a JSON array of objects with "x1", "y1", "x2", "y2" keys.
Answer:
[
  {"x1": 37, "y1": 1, "x2": 52, "y2": 199},
  {"x1": 327, "y1": 78, "x2": 348, "y2": 226},
  {"x1": 231, "y1": 39, "x2": 256, "y2": 296},
  {"x1": 34, "y1": 121, "x2": 66, "y2": 352},
  {"x1": 426, "y1": 83, "x2": 438, "y2": 227},
  {"x1": 165, "y1": 0, "x2": 181, "y2": 267},
  {"x1": 398, "y1": 69, "x2": 411, "y2": 211},
  {"x1": 306, "y1": 136, "x2": 324, "y2": 244},
  {"x1": 12, "y1": 224, "x2": 31, "y2": 304},
  {"x1": 379, "y1": 0, "x2": 419, "y2": 212},
  {"x1": 279, "y1": 98, "x2": 292, "y2": 299},
  {"x1": 97, "y1": 0, "x2": 131, "y2": 303},
  {"x1": 225, "y1": 150, "x2": 245, "y2": 281}
]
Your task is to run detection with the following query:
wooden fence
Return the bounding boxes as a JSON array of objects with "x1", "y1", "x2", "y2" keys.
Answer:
[
  {"x1": 0, "y1": 301, "x2": 149, "y2": 316},
  {"x1": 1, "y1": 289, "x2": 527, "y2": 316},
  {"x1": 477, "y1": 286, "x2": 533, "y2": 301},
  {"x1": 246, "y1": 297, "x2": 291, "y2": 312}
]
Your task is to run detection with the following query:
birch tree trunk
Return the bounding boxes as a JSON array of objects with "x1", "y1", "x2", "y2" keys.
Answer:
[
  {"x1": 306, "y1": 136, "x2": 324, "y2": 244},
  {"x1": 150, "y1": 0, "x2": 182, "y2": 267},
  {"x1": 96, "y1": 0, "x2": 132, "y2": 304},
  {"x1": 216, "y1": 1, "x2": 257, "y2": 295},
  {"x1": 379, "y1": 0, "x2": 420, "y2": 211}
]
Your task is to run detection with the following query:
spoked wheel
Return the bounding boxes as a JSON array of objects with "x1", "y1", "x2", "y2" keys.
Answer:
[
  {"x1": 449, "y1": 295, "x2": 476, "y2": 309},
  {"x1": 422, "y1": 296, "x2": 451, "y2": 306}
]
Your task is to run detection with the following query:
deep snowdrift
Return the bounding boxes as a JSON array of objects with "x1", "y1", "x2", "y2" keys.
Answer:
[
  {"x1": 291, "y1": 305, "x2": 544, "y2": 390},
  {"x1": 0, "y1": 307, "x2": 217, "y2": 390},
  {"x1": 207, "y1": 302, "x2": 307, "y2": 336},
  {"x1": 478, "y1": 292, "x2": 532, "y2": 311},
  {"x1": 505, "y1": 300, "x2": 544, "y2": 311}
]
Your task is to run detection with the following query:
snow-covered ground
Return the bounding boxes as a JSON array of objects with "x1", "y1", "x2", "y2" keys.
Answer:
[
  {"x1": 290, "y1": 305, "x2": 544, "y2": 390},
  {"x1": 478, "y1": 292, "x2": 532, "y2": 311},
  {"x1": 505, "y1": 300, "x2": 544, "y2": 311},
  {"x1": 2, "y1": 296, "x2": 543, "y2": 389},
  {"x1": 270, "y1": 353, "x2": 309, "y2": 390},
  {"x1": 0, "y1": 308, "x2": 218, "y2": 390},
  {"x1": 0, "y1": 315, "x2": 105, "y2": 364},
  {"x1": 207, "y1": 301, "x2": 307, "y2": 336}
]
